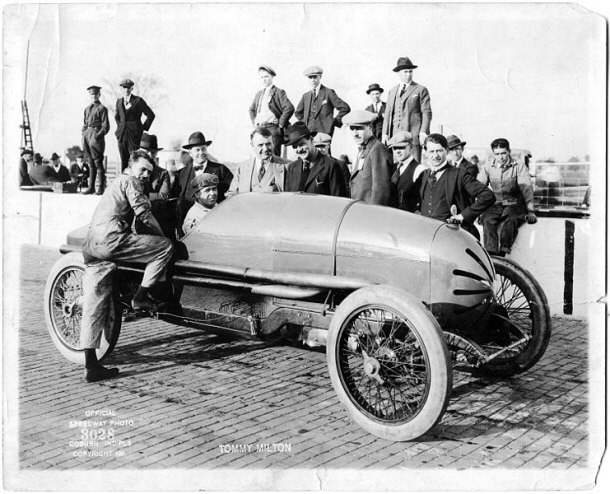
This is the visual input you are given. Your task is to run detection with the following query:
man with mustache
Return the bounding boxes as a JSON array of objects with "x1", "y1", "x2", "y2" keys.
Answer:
[
  {"x1": 283, "y1": 121, "x2": 347, "y2": 197},
  {"x1": 419, "y1": 134, "x2": 495, "y2": 238}
]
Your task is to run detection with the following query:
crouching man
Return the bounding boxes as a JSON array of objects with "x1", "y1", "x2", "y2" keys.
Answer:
[
  {"x1": 80, "y1": 150, "x2": 174, "y2": 382},
  {"x1": 182, "y1": 173, "x2": 218, "y2": 236}
]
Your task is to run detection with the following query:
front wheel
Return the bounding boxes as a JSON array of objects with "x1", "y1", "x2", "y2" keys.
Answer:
[
  {"x1": 327, "y1": 285, "x2": 452, "y2": 441},
  {"x1": 477, "y1": 256, "x2": 552, "y2": 375},
  {"x1": 44, "y1": 252, "x2": 122, "y2": 365}
]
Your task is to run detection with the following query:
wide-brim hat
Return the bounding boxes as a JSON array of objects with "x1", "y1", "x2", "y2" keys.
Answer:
[
  {"x1": 258, "y1": 65, "x2": 276, "y2": 77},
  {"x1": 284, "y1": 122, "x2": 317, "y2": 147},
  {"x1": 366, "y1": 83, "x2": 384, "y2": 94},
  {"x1": 393, "y1": 56, "x2": 418, "y2": 72},
  {"x1": 446, "y1": 135, "x2": 467, "y2": 150},
  {"x1": 140, "y1": 133, "x2": 164, "y2": 151},
  {"x1": 51, "y1": 152, "x2": 61, "y2": 160},
  {"x1": 119, "y1": 78, "x2": 134, "y2": 88},
  {"x1": 343, "y1": 109, "x2": 377, "y2": 126},
  {"x1": 182, "y1": 131, "x2": 212, "y2": 149}
]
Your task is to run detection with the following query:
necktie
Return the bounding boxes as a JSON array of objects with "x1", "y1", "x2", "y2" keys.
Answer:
[
  {"x1": 312, "y1": 88, "x2": 317, "y2": 99},
  {"x1": 299, "y1": 160, "x2": 311, "y2": 191},
  {"x1": 391, "y1": 164, "x2": 402, "y2": 184},
  {"x1": 429, "y1": 165, "x2": 447, "y2": 186},
  {"x1": 400, "y1": 84, "x2": 406, "y2": 97},
  {"x1": 258, "y1": 162, "x2": 266, "y2": 182}
]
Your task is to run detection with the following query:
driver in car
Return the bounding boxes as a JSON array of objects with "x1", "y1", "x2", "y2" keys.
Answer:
[
  {"x1": 80, "y1": 150, "x2": 174, "y2": 382},
  {"x1": 182, "y1": 173, "x2": 218, "y2": 236}
]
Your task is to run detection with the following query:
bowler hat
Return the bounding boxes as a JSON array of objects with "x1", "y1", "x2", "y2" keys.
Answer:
[
  {"x1": 87, "y1": 85, "x2": 101, "y2": 92},
  {"x1": 342, "y1": 109, "x2": 377, "y2": 126},
  {"x1": 303, "y1": 65, "x2": 323, "y2": 76},
  {"x1": 446, "y1": 135, "x2": 467, "y2": 150},
  {"x1": 140, "y1": 133, "x2": 164, "y2": 151},
  {"x1": 182, "y1": 131, "x2": 213, "y2": 149},
  {"x1": 366, "y1": 83, "x2": 384, "y2": 94},
  {"x1": 393, "y1": 56, "x2": 418, "y2": 72},
  {"x1": 284, "y1": 122, "x2": 317, "y2": 147},
  {"x1": 119, "y1": 78, "x2": 134, "y2": 88},
  {"x1": 258, "y1": 65, "x2": 276, "y2": 77},
  {"x1": 313, "y1": 133, "x2": 332, "y2": 146},
  {"x1": 191, "y1": 173, "x2": 219, "y2": 192},
  {"x1": 387, "y1": 131, "x2": 413, "y2": 148},
  {"x1": 51, "y1": 152, "x2": 61, "y2": 161}
]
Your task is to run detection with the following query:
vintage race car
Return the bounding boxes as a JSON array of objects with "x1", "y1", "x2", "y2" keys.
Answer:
[{"x1": 45, "y1": 192, "x2": 551, "y2": 441}]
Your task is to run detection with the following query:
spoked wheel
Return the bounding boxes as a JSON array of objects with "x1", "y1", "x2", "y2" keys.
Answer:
[
  {"x1": 477, "y1": 256, "x2": 551, "y2": 375},
  {"x1": 44, "y1": 252, "x2": 122, "y2": 364},
  {"x1": 327, "y1": 286, "x2": 452, "y2": 441}
]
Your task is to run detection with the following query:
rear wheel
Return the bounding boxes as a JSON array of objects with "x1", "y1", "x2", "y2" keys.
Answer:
[
  {"x1": 327, "y1": 286, "x2": 452, "y2": 441},
  {"x1": 477, "y1": 257, "x2": 551, "y2": 375},
  {"x1": 44, "y1": 252, "x2": 122, "y2": 364}
]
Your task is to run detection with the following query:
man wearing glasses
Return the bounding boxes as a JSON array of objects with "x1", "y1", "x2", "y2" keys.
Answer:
[{"x1": 294, "y1": 66, "x2": 350, "y2": 146}]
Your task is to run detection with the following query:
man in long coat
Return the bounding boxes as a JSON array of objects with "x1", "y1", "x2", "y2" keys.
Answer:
[{"x1": 115, "y1": 78, "x2": 155, "y2": 172}]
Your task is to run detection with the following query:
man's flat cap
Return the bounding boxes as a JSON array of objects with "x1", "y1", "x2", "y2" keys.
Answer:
[
  {"x1": 119, "y1": 79, "x2": 135, "y2": 88},
  {"x1": 303, "y1": 65, "x2": 323, "y2": 76},
  {"x1": 387, "y1": 131, "x2": 413, "y2": 148},
  {"x1": 258, "y1": 65, "x2": 276, "y2": 76},
  {"x1": 313, "y1": 133, "x2": 332, "y2": 146},
  {"x1": 87, "y1": 85, "x2": 101, "y2": 92},
  {"x1": 342, "y1": 109, "x2": 377, "y2": 126}
]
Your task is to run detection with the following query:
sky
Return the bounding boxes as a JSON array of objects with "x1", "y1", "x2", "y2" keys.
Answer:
[{"x1": 2, "y1": 1, "x2": 607, "y2": 169}]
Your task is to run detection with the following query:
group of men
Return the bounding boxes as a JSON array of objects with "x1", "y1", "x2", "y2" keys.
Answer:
[{"x1": 76, "y1": 56, "x2": 537, "y2": 382}]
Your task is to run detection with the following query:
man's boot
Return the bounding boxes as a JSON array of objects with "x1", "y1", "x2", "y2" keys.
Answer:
[
  {"x1": 84, "y1": 348, "x2": 119, "y2": 383},
  {"x1": 132, "y1": 285, "x2": 159, "y2": 313}
]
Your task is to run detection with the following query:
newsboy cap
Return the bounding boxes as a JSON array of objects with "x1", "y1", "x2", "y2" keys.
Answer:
[
  {"x1": 258, "y1": 65, "x2": 276, "y2": 76},
  {"x1": 387, "y1": 131, "x2": 413, "y2": 148},
  {"x1": 87, "y1": 85, "x2": 101, "y2": 92},
  {"x1": 191, "y1": 173, "x2": 219, "y2": 192},
  {"x1": 119, "y1": 79, "x2": 135, "y2": 88},
  {"x1": 313, "y1": 133, "x2": 332, "y2": 146},
  {"x1": 303, "y1": 65, "x2": 323, "y2": 76},
  {"x1": 342, "y1": 109, "x2": 377, "y2": 126},
  {"x1": 393, "y1": 56, "x2": 418, "y2": 72},
  {"x1": 366, "y1": 83, "x2": 384, "y2": 94},
  {"x1": 446, "y1": 135, "x2": 467, "y2": 150}
]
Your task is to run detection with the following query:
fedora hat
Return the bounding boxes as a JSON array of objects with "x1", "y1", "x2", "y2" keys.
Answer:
[
  {"x1": 51, "y1": 152, "x2": 61, "y2": 161},
  {"x1": 140, "y1": 133, "x2": 164, "y2": 151},
  {"x1": 446, "y1": 135, "x2": 467, "y2": 150},
  {"x1": 393, "y1": 57, "x2": 418, "y2": 72},
  {"x1": 182, "y1": 131, "x2": 212, "y2": 150},
  {"x1": 284, "y1": 121, "x2": 317, "y2": 147},
  {"x1": 366, "y1": 83, "x2": 384, "y2": 94}
]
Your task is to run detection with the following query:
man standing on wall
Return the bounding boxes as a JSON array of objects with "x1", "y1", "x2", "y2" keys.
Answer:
[
  {"x1": 82, "y1": 85, "x2": 110, "y2": 194},
  {"x1": 115, "y1": 78, "x2": 155, "y2": 172}
]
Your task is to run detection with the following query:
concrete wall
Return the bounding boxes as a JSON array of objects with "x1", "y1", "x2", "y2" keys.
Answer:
[{"x1": 7, "y1": 190, "x2": 599, "y2": 317}]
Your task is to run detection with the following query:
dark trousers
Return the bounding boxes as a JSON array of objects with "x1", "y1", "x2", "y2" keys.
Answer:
[
  {"x1": 257, "y1": 124, "x2": 283, "y2": 157},
  {"x1": 482, "y1": 203, "x2": 526, "y2": 254},
  {"x1": 118, "y1": 131, "x2": 142, "y2": 172},
  {"x1": 83, "y1": 129, "x2": 106, "y2": 193}
]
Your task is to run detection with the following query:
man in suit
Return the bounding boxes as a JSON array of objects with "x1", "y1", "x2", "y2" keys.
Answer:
[
  {"x1": 29, "y1": 157, "x2": 58, "y2": 185},
  {"x1": 82, "y1": 85, "x2": 110, "y2": 194},
  {"x1": 477, "y1": 138, "x2": 537, "y2": 256},
  {"x1": 419, "y1": 134, "x2": 495, "y2": 238},
  {"x1": 294, "y1": 66, "x2": 350, "y2": 141},
  {"x1": 364, "y1": 83, "x2": 386, "y2": 140},
  {"x1": 19, "y1": 150, "x2": 34, "y2": 186},
  {"x1": 447, "y1": 135, "x2": 479, "y2": 178},
  {"x1": 383, "y1": 57, "x2": 432, "y2": 162},
  {"x1": 283, "y1": 121, "x2": 347, "y2": 197},
  {"x1": 228, "y1": 128, "x2": 289, "y2": 196},
  {"x1": 249, "y1": 65, "x2": 294, "y2": 157},
  {"x1": 312, "y1": 132, "x2": 350, "y2": 195},
  {"x1": 387, "y1": 131, "x2": 425, "y2": 213},
  {"x1": 175, "y1": 131, "x2": 233, "y2": 236},
  {"x1": 344, "y1": 109, "x2": 392, "y2": 206},
  {"x1": 49, "y1": 152, "x2": 71, "y2": 182},
  {"x1": 115, "y1": 79, "x2": 155, "y2": 172},
  {"x1": 70, "y1": 153, "x2": 90, "y2": 190}
]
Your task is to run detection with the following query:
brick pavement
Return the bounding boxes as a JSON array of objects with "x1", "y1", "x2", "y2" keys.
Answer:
[{"x1": 7, "y1": 245, "x2": 602, "y2": 487}]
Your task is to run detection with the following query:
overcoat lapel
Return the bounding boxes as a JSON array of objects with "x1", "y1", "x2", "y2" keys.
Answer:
[
  {"x1": 304, "y1": 93, "x2": 312, "y2": 123},
  {"x1": 445, "y1": 167, "x2": 458, "y2": 211},
  {"x1": 401, "y1": 83, "x2": 417, "y2": 106},
  {"x1": 304, "y1": 160, "x2": 323, "y2": 189}
]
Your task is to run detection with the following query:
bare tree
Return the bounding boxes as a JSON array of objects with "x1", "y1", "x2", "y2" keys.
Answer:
[{"x1": 100, "y1": 73, "x2": 168, "y2": 116}]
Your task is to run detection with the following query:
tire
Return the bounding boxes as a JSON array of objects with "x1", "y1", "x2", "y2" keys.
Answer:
[
  {"x1": 327, "y1": 285, "x2": 452, "y2": 441},
  {"x1": 44, "y1": 252, "x2": 122, "y2": 365},
  {"x1": 478, "y1": 256, "x2": 552, "y2": 375}
]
